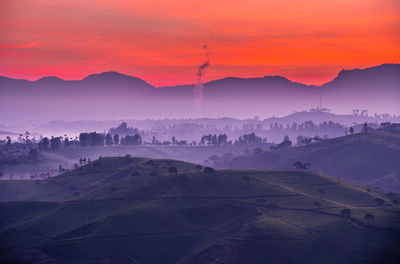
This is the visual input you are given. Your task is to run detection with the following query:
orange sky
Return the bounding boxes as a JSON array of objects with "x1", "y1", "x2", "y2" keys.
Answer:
[{"x1": 0, "y1": 0, "x2": 399, "y2": 86}]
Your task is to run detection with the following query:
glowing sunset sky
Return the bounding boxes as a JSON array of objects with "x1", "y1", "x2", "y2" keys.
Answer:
[{"x1": 0, "y1": 0, "x2": 399, "y2": 86}]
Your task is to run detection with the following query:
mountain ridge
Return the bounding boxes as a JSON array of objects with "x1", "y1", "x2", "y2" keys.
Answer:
[
  {"x1": 1, "y1": 63, "x2": 399, "y2": 121},
  {"x1": 1, "y1": 63, "x2": 398, "y2": 88}
]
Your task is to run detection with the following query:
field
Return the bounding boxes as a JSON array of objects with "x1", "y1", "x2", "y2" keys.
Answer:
[{"x1": 1, "y1": 157, "x2": 399, "y2": 263}]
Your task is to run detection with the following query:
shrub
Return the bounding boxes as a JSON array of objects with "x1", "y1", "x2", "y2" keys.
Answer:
[
  {"x1": 131, "y1": 171, "x2": 140, "y2": 177},
  {"x1": 203, "y1": 167, "x2": 215, "y2": 174},
  {"x1": 168, "y1": 166, "x2": 178, "y2": 176},
  {"x1": 340, "y1": 208, "x2": 351, "y2": 218},
  {"x1": 364, "y1": 213, "x2": 375, "y2": 221},
  {"x1": 374, "y1": 198, "x2": 384, "y2": 206},
  {"x1": 313, "y1": 201, "x2": 321, "y2": 207}
]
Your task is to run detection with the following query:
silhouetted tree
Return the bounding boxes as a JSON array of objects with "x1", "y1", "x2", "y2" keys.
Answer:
[
  {"x1": 50, "y1": 136, "x2": 61, "y2": 150},
  {"x1": 203, "y1": 167, "x2": 215, "y2": 174},
  {"x1": 374, "y1": 198, "x2": 384, "y2": 206},
  {"x1": 113, "y1": 134, "x2": 119, "y2": 145},
  {"x1": 362, "y1": 122, "x2": 369, "y2": 133},
  {"x1": 38, "y1": 137, "x2": 50, "y2": 150},
  {"x1": 122, "y1": 134, "x2": 142, "y2": 145},
  {"x1": 105, "y1": 133, "x2": 113, "y2": 146},
  {"x1": 253, "y1": 148, "x2": 263, "y2": 155},
  {"x1": 341, "y1": 208, "x2": 351, "y2": 218},
  {"x1": 131, "y1": 171, "x2": 140, "y2": 177},
  {"x1": 364, "y1": 213, "x2": 374, "y2": 221},
  {"x1": 294, "y1": 161, "x2": 311, "y2": 170}
]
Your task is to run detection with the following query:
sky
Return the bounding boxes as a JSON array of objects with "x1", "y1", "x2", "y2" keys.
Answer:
[{"x1": 0, "y1": 0, "x2": 399, "y2": 86}]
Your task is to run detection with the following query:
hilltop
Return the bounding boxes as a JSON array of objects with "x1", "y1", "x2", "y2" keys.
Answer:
[
  {"x1": 0, "y1": 157, "x2": 399, "y2": 263},
  {"x1": 224, "y1": 132, "x2": 400, "y2": 192}
]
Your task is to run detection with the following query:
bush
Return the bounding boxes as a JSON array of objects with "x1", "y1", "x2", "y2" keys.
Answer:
[
  {"x1": 340, "y1": 208, "x2": 351, "y2": 218},
  {"x1": 313, "y1": 201, "x2": 321, "y2": 207},
  {"x1": 131, "y1": 171, "x2": 140, "y2": 177},
  {"x1": 374, "y1": 198, "x2": 384, "y2": 206},
  {"x1": 364, "y1": 213, "x2": 374, "y2": 221},
  {"x1": 203, "y1": 167, "x2": 215, "y2": 174},
  {"x1": 168, "y1": 166, "x2": 178, "y2": 176}
]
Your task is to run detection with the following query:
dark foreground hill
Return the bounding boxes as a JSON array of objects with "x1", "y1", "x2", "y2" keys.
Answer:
[
  {"x1": 224, "y1": 132, "x2": 400, "y2": 192},
  {"x1": 0, "y1": 157, "x2": 399, "y2": 263}
]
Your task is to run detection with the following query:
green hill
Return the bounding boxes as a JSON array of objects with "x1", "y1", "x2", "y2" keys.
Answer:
[
  {"x1": 227, "y1": 132, "x2": 400, "y2": 192},
  {"x1": 0, "y1": 157, "x2": 399, "y2": 263}
]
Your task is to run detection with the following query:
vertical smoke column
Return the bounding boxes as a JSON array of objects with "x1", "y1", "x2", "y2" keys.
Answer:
[{"x1": 194, "y1": 44, "x2": 210, "y2": 109}]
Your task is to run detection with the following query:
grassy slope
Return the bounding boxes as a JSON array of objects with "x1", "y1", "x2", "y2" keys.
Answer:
[
  {"x1": 0, "y1": 157, "x2": 198, "y2": 202},
  {"x1": 229, "y1": 132, "x2": 400, "y2": 192},
  {"x1": 0, "y1": 157, "x2": 399, "y2": 263},
  {"x1": 1, "y1": 144, "x2": 265, "y2": 179}
]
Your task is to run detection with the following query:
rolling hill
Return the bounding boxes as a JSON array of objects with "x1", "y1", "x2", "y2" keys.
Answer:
[
  {"x1": 0, "y1": 157, "x2": 399, "y2": 263},
  {"x1": 225, "y1": 132, "x2": 400, "y2": 192}
]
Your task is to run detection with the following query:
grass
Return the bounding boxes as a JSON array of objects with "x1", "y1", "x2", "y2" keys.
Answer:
[
  {"x1": 0, "y1": 156, "x2": 399, "y2": 263},
  {"x1": 229, "y1": 132, "x2": 400, "y2": 192}
]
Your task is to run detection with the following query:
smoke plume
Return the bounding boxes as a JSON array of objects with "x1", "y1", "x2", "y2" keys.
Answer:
[{"x1": 194, "y1": 44, "x2": 210, "y2": 108}]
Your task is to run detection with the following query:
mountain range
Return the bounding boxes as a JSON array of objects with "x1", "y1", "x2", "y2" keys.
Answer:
[{"x1": 1, "y1": 64, "x2": 399, "y2": 121}]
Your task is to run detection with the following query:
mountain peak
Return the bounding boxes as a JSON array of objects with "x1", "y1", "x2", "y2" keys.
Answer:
[
  {"x1": 81, "y1": 71, "x2": 155, "y2": 89},
  {"x1": 36, "y1": 76, "x2": 64, "y2": 82},
  {"x1": 83, "y1": 71, "x2": 137, "y2": 81},
  {"x1": 323, "y1": 63, "x2": 400, "y2": 87}
]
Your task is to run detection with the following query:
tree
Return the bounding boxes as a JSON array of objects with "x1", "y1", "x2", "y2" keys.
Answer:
[
  {"x1": 113, "y1": 134, "x2": 119, "y2": 145},
  {"x1": 364, "y1": 213, "x2": 374, "y2": 221},
  {"x1": 6, "y1": 136, "x2": 11, "y2": 145},
  {"x1": 50, "y1": 137, "x2": 61, "y2": 150},
  {"x1": 296, "y1": 135, "x2": 304, "y2": 145},
  {"x1": 203, "y1": 167, "x2": 215, "y2": 174},
  {"x1": 340, "y1": 208, "x2": 351, "y2": 218},
  {"x1": 293, "y1": 161, "x2": 310, "y2": 170},
  {"x1": 253, "y1": 148, "x2": 263, "y2": 155},
  {"x1": 38, "y1": 137, "x2": 50, "y2": 151},
  {"x1": 131, "y1": 171, "x2": 140, "y2": 177},
  {"x1": 168, "y1": 166, "x2": 178, "y2": 176},
  {"x1": 362, "y1": 122, "x2": 368, "y2": 133},
  {"x1": 79, "y1": 133, "x2": 89, "y2": 147},
  {"x1": 275, "y1": 136, "x2": 292, "y2": 150},
  {"x1": 64, "y1": 136, "x2": 70, "y2": 147},
  {"x1": 374, "y1": 198, "x2": 384, "y2": 206},
  {"x1": 105, "y1": 133, "x2": 113, "y2": 145},
  {"x1": 123, "y1": 134, "x2": 142, "y2": 145}
]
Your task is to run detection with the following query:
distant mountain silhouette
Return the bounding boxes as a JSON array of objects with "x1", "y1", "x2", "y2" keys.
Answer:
[{"x1": 0, "y1": 64, "x2": 399, "y2": 121}]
